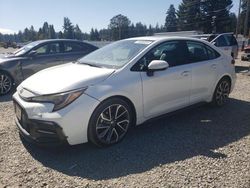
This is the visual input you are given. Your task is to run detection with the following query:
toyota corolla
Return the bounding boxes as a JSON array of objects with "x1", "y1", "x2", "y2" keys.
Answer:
[{"x1": 13, "y1": 36, "x2": 236, "y2": 147}]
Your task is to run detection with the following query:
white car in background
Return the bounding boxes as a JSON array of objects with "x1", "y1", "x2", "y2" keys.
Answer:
[
  {"x1": 13, "y1": 36, "x2": 236, "y2": 147},
  {"x1": 193, "y1": 33, "x2": 239, "y2": 59}
]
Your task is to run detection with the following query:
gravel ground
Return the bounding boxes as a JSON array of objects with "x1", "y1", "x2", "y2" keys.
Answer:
[{"x1": 0, "y1": 50, "x2": 250, "y2": 187}]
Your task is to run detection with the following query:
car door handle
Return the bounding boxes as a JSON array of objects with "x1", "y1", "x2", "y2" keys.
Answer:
[
  {"x1": 181, "y1": 71, "x2": 190, "y2": 77},
  {"x1": 211, "y1": 64, "x2": 217, "y2": 69}
]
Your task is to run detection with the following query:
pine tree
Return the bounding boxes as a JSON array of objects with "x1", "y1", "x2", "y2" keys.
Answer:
[
  {"x1": 90, "y1": 28, "x2": 95, "y2": 41},
  {"x1": 201, "y1": 0, "x2": 233, "y2": 33},
  {"x1": 177, "y1": 0, "x2": 203, "y2": 31},
  {"x1": 29, "y1": 26, "x2": 36, "y2": 41},
  {"x1": 74, "y1": 24, "x2": 83, "y2": 40},
  {"x1": 147, "y1": 24, "x2": 154, "y2": 36},
  {"x1": 49, "y1": 25, "x2": 56, "y2": 39},
  {"x1": 42, "y1": 22, "x2": 49, "y2": 39},
  {"x1": 165, "y1": 4, "x2": 177, "y2": 32},
  {"x1": 63, "y1": 17, "x2": 74, "y2": 39}
]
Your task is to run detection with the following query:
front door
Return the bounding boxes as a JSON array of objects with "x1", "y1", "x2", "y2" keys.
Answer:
[
  {"x1": 21, "y1": 42, "x2": 64, "y2": 79},
  {"x1": 138, "y1": 41, "x2": 191, "y2": 118}
]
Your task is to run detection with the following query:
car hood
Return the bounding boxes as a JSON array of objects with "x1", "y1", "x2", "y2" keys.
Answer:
[
  {"x1": 19, "y1": 63, "x2": 115, "y2": 95},
  {"x1": 0, "y1": 55, "x2": 24, "y2": 63}
]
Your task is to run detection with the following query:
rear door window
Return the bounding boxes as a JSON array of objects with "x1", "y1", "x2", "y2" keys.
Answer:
[
  {"x1": 206, "y1": 45, "x2": 221, "y2": 60},
  {"x1": 224, "y1": 34, "x2": 238, "y2": 46},
  {"x1": 64, "y1": 42, "x2": 85, "y2": 53},
  {"x1": 187, "y1": 41, "x2": 209, "y2": 63},
  {"x1": 215, "y1": 36, "x2": 230, "y2": 47}
]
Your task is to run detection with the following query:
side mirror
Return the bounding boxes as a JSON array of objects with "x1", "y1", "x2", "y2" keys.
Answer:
[
  {"x1": 28, "y1": 50, "x2": 37, "y2": 57},
  {"x1": 147, "y1": 60, "x2": 169, "y2": 76}
]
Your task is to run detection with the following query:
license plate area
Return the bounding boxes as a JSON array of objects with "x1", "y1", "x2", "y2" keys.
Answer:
[{"x1": 15, "y1": 103, "x2": 22, "y2": 121}]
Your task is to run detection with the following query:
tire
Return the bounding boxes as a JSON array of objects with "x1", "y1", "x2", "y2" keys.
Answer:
[
  {"x1": 212, "y1": 78, "x2": 231, "y2": 107},
  {"x1": 88, "y1": 98, "x2": 132, "y2": 147},
  {"x1": 0, "y1": 71, "x2": 13, "y2": 96}
]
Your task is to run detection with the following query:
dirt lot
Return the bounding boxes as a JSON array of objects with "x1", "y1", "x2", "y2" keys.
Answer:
[{"x1": 0, "y1": 49, "x2": 250, "y2": 187}]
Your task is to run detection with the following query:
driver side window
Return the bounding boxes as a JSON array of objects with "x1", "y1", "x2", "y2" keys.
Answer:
[
  {"x1": 34, "y1": 43, "x2": 60, "y2": 55},
  {"x1": 132, "y1": 41, "x2": 188, "y2": 71}
]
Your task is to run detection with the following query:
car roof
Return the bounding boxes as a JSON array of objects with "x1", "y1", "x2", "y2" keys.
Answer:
[
  {"x1": 35, "y1": 39, "x2": 86, "y2": 43},
  {"x1": 125, "y1": 35, "x2": 212, "y2": 44}
]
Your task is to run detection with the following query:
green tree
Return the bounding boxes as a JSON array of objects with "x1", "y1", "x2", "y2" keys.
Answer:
[
  {"x1": 63, "y1": 17, "x2": 74, "y2": 39},
  {"x1": 42, "y1": 22, "x2": 49, "y2": 39},
  {"x1": 48, "y1": 25, "x2": 56, "y2": 39},
  {"x1": 239, "y1": 0, "x2": 250, "y2": 35},
  {"x1": 29, "y1": 25, "x2": 36, "y2": 41},
  {"x1": 147, "y1": 24, "x2": 154, "y2": 36},
  {"x1": 74, "y1": 24, "x2": 83, "y2": 40},
  {"x1": 90, "y1": 28, "x2": 95, "y2": 41},
  {"x1": 134, "y1": 22, "x2": 147, "y2": 37},
  {"x1": 165, "y1": 4, "x2": 177, "y2": 32},
  {"x1": 177, "y1": 0, "x2": 203, "y2": 31},
  {"x1": 201, "y1": 0, "x2": 233, "y2": 33},
  {"x1": 109, "y1": 14, "x2": 131, "y2": 40},
  {"x1": 58, "y1": 31, "x2": 64, "y2": 39}
]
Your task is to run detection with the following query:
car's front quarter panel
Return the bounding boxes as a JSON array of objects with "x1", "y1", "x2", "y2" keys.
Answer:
[
  {"x1": 85, "y1": 69, "x2": 145, "y2": 124},
  {"x1": 13, "y1": 91, "x2": 100, "y2": 145},
  {"x1": 0, "y1": 59, "x2": 24, "y2": 85}
]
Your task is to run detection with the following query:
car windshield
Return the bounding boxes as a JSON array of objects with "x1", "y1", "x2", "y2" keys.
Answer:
[
  {"x1": 14, "y1": 41, "x2": 41, "y2": 56},
  {"x1": 78, "y1": 40, "x2": 153, "y2": 69}
]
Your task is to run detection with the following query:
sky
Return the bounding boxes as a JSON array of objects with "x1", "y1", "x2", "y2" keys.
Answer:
[{"x1": 0, "y1": 0, "x2": 240, "y2": 34}]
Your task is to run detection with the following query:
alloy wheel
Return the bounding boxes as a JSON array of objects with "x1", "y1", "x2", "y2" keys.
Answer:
[
  {"x1": 215, "y1": 80, "x2": 230, "y2": 106},
  {"x1": 0, "y1": 73, "x2": 12, "y2": 95},
  {"x1": 96, "y1": 104, "x2": 130, "y2": 145}
]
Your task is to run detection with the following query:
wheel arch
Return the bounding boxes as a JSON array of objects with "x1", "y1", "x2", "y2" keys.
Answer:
[
  {"x1": 0, "y1": 68, "x2": 16, "y2": 85},
  {"x1": 217, "y1": 74, "x2": 232, "y2": 88}
]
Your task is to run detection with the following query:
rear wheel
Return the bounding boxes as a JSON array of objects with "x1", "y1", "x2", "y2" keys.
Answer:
[
  {"x1": 212, "y1": 78, "x2": 231, "y2": 107},
  {"x1": 0, "y1": 71, "x2": 13, "y2": 96},
  {"x1": 88, "y1": 98, "x2": 132, "y2": 147}
]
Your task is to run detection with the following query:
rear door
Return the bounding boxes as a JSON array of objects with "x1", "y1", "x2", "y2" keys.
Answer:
[
  {"x1": 62, "y1": 41, "x2": 95, "y2": 63},
  {"x1": 186, "y1": 41, "x2": 221, "y2": 104}
]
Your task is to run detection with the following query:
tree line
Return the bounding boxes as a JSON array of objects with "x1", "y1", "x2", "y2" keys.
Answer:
[{"x1": 0, "y1": 0, "x2": 242, "y2": 43}]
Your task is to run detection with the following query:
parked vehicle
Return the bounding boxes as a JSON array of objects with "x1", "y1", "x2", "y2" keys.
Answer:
[
  {"x1": 13, "y1": 36, "x2": 236, "y2": 147},
  {"x1": 0, "y1": 39, "x2": 98, "y2": 95},
  {"x1": 241, "y1": 39, "x2": 250, "y2": 61},
  {"x1": 192, "y1": 33, "x2": 238, "y2": 59}
]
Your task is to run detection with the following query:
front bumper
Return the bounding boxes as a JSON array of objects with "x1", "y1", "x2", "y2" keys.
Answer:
[
  {"x1": 13, "y1": 91, "x2": 100, "y2": 145},
  {"x1": 15, "y1": 117, "x2": 68, "y2": 146}
]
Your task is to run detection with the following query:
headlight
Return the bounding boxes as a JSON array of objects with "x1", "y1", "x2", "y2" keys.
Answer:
[{"x1": 23, "y1": 88, "x2": 87, "y2": 111}]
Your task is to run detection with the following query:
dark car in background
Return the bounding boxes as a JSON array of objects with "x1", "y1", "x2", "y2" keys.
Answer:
[{"x1": 0, "y1": 39, "x2": 98, "y2": 95}]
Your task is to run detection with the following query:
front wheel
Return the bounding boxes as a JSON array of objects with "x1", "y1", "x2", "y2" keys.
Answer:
[
  {"x1": 0, "y1": 71, "x2": 13, "y2": 96},
  {"x1": 212, "y1": 78, "x2": 231, "y2": 107},
  {"x1": 88, "y1": 98, "x2": 132, "y2": 147}
]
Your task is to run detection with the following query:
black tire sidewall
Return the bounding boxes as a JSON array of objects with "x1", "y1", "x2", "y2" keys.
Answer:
[{"x1": 88, "y1": 98, "x2": 132, "y2": 147}]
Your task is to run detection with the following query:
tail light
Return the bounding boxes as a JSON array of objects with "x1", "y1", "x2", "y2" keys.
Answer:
[{"x1": 231, "y1": 59, "x2": 235, "y2": 65}]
